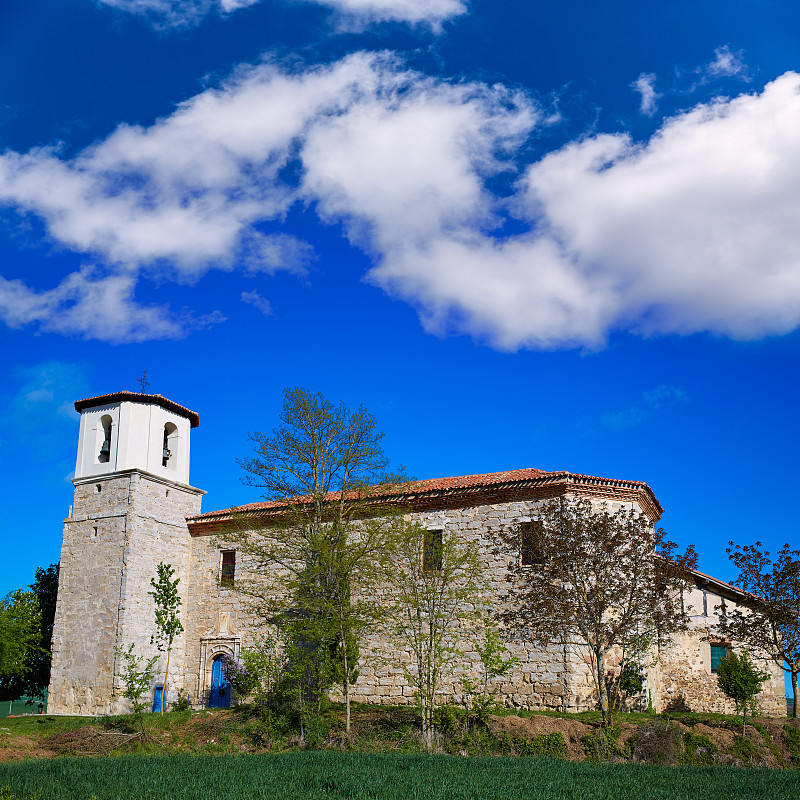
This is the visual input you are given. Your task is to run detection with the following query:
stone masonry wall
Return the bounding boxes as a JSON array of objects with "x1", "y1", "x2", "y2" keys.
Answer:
[
  {"x1": 48, "y1": 470, "x2": 203, "y2": 715},
  {"x1": 655, "y1": 586, "x2": 785, "y2": 716},
  {"x1": 188, "y1": 495, "x2": 641, "y2": 712},
  {"x1": 52, "y1": 475, "x2": 787, "y2": 717},
  {"x1": 48, "y1": 475, "x2": 130, "y2": 715}
]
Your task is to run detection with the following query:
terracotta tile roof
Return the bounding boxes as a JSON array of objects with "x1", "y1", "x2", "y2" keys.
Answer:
[
  {"x1": 74, "y1": 392, "x2": 200, "y2": 428},
  {"x1": 187, "y1": 466, "x2": 663, "y2": 524}
]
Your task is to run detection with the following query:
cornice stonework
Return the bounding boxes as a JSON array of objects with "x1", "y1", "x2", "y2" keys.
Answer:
[{"x1": 186, "y1": 470, "x2": 662, "y2": 536}]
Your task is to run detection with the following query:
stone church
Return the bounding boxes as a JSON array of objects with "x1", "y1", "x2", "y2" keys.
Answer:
[{"x1": 47, "y1": 391, "x2": 786, "y2": 717}]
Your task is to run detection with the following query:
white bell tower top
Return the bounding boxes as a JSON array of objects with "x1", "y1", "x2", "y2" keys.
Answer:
[{"x1": 73, "y1": 391, "x2": 199, "y2": 485}]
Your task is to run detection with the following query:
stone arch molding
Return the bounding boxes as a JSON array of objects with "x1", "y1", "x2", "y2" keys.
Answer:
[{"x1": 198, "y1": 612, "x2": 241, "y2": 708}]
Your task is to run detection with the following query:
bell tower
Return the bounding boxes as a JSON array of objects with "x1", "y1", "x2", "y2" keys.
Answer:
[{"x1": 48, "y1": 392, "x2": 205, "y2": 715}]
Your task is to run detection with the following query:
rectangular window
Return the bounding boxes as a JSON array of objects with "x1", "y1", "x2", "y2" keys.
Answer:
[
  {"x1": 423, "y1": 530, "x2": 443, "y2": 572},
  {"x1": 710, "y1": 644, "x2": 728, "y2": 673},
  {"x1": 221, "y1": 551, "x2": 236, "y2": 587},
  {"x1": 520, "y1": 520, "x2": 544, "y2": 566}
]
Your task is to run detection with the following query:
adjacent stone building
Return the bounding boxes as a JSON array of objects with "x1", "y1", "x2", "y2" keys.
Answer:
[{"x1": 47, "y1": 391, "x2": 786, "y2": 716}]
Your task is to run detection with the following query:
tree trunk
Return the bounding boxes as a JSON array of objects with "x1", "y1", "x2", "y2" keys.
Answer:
[
  {"x1": 792, "y1": 670, "x2": 798, "y2": 719},
  {"x1": 161, "y1": 648, "x2": 171, "y2": 715},
  {"x1": 422, "y1": 700, "x2": 434, "y2": 751},
  {"x1": 343, "y1": 645, "x2": 351, "y2": 735},
  {"x1": 595, "y1": 649, "x2": 610, "y2": 728}
]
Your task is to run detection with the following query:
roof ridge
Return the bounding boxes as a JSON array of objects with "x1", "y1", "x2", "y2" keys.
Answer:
[
  {"x1": 74, "y1": 391, "x2": 200, "y2": 428},
  {"x1": 187, "y1": 466, "x2": 661, "y2": 522}
]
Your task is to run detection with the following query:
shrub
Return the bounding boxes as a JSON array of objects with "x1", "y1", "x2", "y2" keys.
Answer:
[
  {"x1": 682, "y1": 731, "x2": 717, "y2": 766},
  {"x1": 631, "y1": 719, "x2": 682, "y2": 766},
  {"x1": 784, "y1": 723, "x2": 800, "y2": 767},
  {"x1": 583, "y1": 726, "x2": 621, "y2": 763},
  {"x1": 715, "y1": 652, "x2": 769, "y2": 734},
  {"x1": 513, "y1": 732, "x2": 568, "y2": 759},
  {"x1": 730, "y1": 735, "x2": 757, "y2": 763},
  {"x1": 171, "y1": 690, "x2": 189, "y2": 713}
]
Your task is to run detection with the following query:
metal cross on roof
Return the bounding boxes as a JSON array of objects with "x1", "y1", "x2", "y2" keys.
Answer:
[{"x1": 138, "y1": 369, "x2": 150, "y2": 394}]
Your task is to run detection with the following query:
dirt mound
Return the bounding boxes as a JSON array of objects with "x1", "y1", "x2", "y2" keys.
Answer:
[
  {"x1": 0, "y1": 731, "x2": 53, "y2": 763},
  {"x1": 487, "y1": 715, "x2": 592, "y2": 761}
]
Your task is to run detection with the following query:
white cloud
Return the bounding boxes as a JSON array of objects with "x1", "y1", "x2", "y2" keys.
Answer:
[
  {"x1": 0, "y1": 52, "x2": 535, "y2": 342},
  {"x1": 300, "y1": 68, "x2": 800, "y2": 349},
  {"x1": 96, "y1": 0, "x2": 464, "y2": 28},
  {"x1": 631, "y1": 72, "x2": 659, "y2": 116},
  {"x1": 706, "y1": 45, "x2": 748, "y2": 79},
  {"x1": 0, "y1": 55, "x2": 379, "y2": 276},
  {"x1": 241, "y1": 289, "x2": 273, "y2": 315},
  {"x1": 304, "y1": 0, "x2": 466, "y2": 29},
  {"x1": 517, "y1": 72, "x2": 800, "y2": 345},
  {"x1": 0, "y1": 267, "x2": 223, "y2": 343},
  {"x1": 96, "y1": 0, "x2": 213, "y2": 29},
  {"x1": 3, "y1": 54, "x2": 800, "y2": 350}
]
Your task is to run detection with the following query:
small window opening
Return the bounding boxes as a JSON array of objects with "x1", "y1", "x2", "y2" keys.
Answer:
[
  {"x1": 423, "y1": 530, "x2": 443, "y2": 572},
  {"x1": 710, "y1": 644, "x2": 729, "y2": 673},
  {"x1": 702, "y1": 591, "x2": 708, "y2": 616},
  {"x1": 162, "y1": 422, "x2": 178, "y2": 469},
  {"x1": 96, "y1": 484, "x2": 102, "y2": 493},
  {"x1": 165, "y1": 489, "x2": 170, "y2": 498},
  {"x1": 92, "y1": 526, "x2": 98, "y2": 539},
  {"x1": 520, "y1": 520, "x2": 544, "y2": 566},
  {"x1": 221, "y1": 551, "x2": 236, "y2": 587},
  {"x1": 98, "y1": 415, "x2": 113, "y2": 463}
]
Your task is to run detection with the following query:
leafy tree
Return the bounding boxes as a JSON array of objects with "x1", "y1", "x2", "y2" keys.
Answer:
[
  {"x1": 222, "y1": 634, "x2": 281, "y2": 708},
  {"x1": 461, "y1": 616, "x2": 518, "y2": 728},
  {"x1": 498, "y1": 498, "x2": 697, "y2": 728},
  {"x1": 113, "y1": 644, "x2": 159, "y2": 715},
  {"x1": 0, "y1": 564, "x2": 58, "y2": 702},
  {"x1": 219, "y1": 387, "x2": 405, "y2": 733},
  {"x1": 148, "y1": 562, "x2": 183, "y2": 715},
  {"x1": 382, "y1": 519, "x2": 488, "y2": 751},
  {"x1": 0, "y1": 591, "x2": 41, "y2": 683},
  {"x1": 715, "y1": 651, "x2": 770, "y2": 734},
  {"x1": 716, "y1": 541, "x2": 800, "y2": 718}
]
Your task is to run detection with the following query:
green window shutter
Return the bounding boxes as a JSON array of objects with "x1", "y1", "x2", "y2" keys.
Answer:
[{"x1": 710, "y1": 645, "x2": 727, "y2": 672}]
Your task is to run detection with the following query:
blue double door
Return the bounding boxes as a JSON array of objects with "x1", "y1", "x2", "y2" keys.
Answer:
[{"x1": 209, "y1": 655, "x2": 231, "y2": 708}]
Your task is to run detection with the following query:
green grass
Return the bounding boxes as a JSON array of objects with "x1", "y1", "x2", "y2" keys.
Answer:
[{"x1": 2, "y1": 752, "x2": 799, "y2": 800}]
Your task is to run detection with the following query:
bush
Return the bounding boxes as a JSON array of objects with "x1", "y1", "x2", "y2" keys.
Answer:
[
  {"x1": 583, "y1": 726, "x2": 621, "y2": 763},
  {"x1": 631, "y1": 719, "x2": 682, "y2": 766},
  {"x1": 512, "y1": 732, "x2": 568, "y2": 759},
  {"x1": 682, "y1": 731, "x2": 716, "y2": 766},
  {"x1": 784, "y1": 724, "x2": 800, "y2": 767},
  {"x1": 715, "y1": 652, "x2": 769, "y2": 734},
  {"x1": 730, "y1": 735, "x2": 757, "y2": 763},
  {"x1": 171, "y1": 690, "x2": 189, "y2": 713},
  {"x1": 433, "y1": 706, "x2": 464, "y2": 734},
  {"x1": 302, "y1": 714, "x2": 332, "y2": 750}
]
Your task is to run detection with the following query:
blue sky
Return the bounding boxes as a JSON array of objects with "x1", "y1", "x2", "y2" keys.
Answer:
[{"x1": 1, "y1": 0, "x2": 798, "y2": 674}]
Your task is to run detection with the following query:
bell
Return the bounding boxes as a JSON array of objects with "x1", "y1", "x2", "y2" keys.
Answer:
[
  {"x1": 99, "y1": 441, "x2": 110, "y2": 457},
  {"x1": 163, "y1": 447, "x2": 171, "y2": 462}
]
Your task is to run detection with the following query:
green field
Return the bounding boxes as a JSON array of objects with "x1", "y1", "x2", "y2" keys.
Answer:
[
  {"x1": 0, "y1": 698, "x2": 45, "y2": 720},
  {"x1": 2, "y1": 752, "x2": 799, "y2": 800}
]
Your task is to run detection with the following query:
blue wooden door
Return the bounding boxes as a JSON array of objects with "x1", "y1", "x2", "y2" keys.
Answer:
[
  {"x1": 152, "y1": 686, "x2": 164, "y2": 713},
  {"x1": 209, "y1": 656, "x2": 230, "y2": 708}
]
